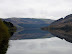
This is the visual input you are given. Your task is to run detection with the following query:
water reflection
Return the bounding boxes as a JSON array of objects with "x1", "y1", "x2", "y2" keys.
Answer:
[
  {"x1": 10, "y1": 28, "x2": 54, "y2": 40},
  {"x1": 7, "y1": 38, "x2": 72, "y2": 54},
  {"x1": 48, "y1": 30, "x2": 72, "y2": 43},
  {"x1": 6, "y1": 28, "x2": 72, "y2": 54}
]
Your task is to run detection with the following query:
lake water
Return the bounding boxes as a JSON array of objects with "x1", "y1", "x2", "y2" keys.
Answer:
[
  {"x1": 7, "y1": 38, "x2": 72, "y2": 54},
  {"x1": 6, "y1": 28, "x2": 72, "y2": 54}
]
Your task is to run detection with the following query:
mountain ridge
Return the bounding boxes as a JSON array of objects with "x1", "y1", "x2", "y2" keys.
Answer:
[
  {"x1": 41, "y1": 14, "x2": 72, "y2": 31},
  {"x1": 3, "y1": 18, "x2": 54, "y2": 29}
]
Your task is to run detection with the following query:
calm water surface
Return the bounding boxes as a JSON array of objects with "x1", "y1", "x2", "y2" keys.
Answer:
[
  {"x1": 7, "y1": 38, "x2": 72, "y2": 54},
  {"x1": 6, "y1": 28, "x2": 72, "y2": 54}
]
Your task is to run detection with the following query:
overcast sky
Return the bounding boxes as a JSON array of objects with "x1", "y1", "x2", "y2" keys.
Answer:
[{"x1": 0, "y1": 0, "x2": 72, "y2": 19}]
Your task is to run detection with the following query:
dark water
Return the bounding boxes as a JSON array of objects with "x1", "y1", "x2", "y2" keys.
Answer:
[
  {"x1": 6, "y1": 28, "x2": 72, "y2": 54},
  {"x1": 10, "y1": 24, "x2": 51, "y2": 40},
  {"x1": 10, "y1": 28, "x2": 54, "y2": 40}
]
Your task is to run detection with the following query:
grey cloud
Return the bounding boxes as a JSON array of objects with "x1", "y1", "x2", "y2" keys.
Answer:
[{"x1": 0, "y1": 0, "x2": 72, "y2": 19}]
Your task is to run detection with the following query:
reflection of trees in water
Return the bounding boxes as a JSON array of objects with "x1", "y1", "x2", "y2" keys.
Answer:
[{"x1": 49, "y1": 30, "x2": 72, "y2": 43}]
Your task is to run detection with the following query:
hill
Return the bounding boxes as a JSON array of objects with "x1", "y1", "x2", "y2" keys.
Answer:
[
  {"x1": 3, "y1": 18, "x2": 54, "y2": 29},
  {"x1": 42, "y1": 14, "x2": 72, "y2": 32}
]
